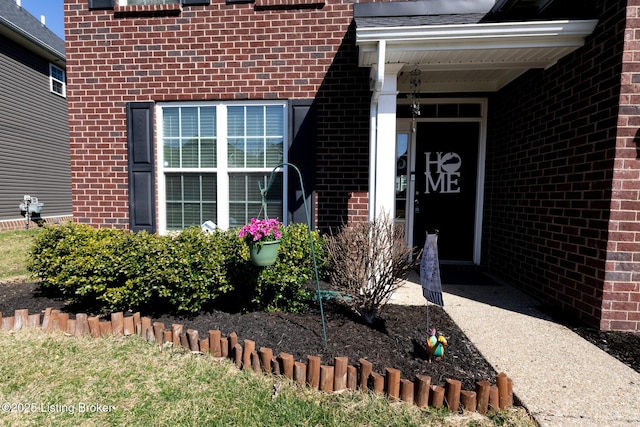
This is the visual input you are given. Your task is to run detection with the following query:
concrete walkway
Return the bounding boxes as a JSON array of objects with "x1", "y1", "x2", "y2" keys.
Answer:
[{"x1": 391, "y1": 271, "x2": 640, "y2": 427}]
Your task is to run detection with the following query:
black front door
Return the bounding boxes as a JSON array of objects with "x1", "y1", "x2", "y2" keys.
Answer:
[{"x1": 413, "y1": 122, "x2": 479, "y2": 262}]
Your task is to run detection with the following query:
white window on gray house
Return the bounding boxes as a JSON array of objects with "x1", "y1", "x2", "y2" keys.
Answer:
[
  {"x1": 49, "y1": 64, "x2": 66, "y2": 97},
  {"x1": 157, "y1": 102, "x2": 286, "y2": 233}
]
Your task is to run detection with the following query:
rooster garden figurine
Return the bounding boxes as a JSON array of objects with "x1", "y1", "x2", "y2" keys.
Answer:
[{"x1": 426, "y1": 328, "x2": 448, "y2": 363}]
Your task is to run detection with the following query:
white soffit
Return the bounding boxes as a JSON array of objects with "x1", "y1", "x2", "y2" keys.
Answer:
[{"x1": 357, "y1": 19, "x2": 598, "y2": 92}]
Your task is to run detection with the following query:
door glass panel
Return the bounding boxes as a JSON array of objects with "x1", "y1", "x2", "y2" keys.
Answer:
[{"x1": 396, "y1": 133, "x2": 409, "y2": 222}]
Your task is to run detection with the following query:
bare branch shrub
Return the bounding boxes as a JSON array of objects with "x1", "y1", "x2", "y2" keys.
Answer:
[{"x1": 325, "y1": 213, "x2": 416, "y2": 325}]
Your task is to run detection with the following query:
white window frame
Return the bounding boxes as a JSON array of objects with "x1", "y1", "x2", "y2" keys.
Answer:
[
  {"x1": 156, "y1": 101, "x2": 289, "y2": 234},
  {"x1": 49, "y1": 64, "x2": 66, "y2": 98}
]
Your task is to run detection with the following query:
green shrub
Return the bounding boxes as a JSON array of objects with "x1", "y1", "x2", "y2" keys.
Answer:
[
  {"x1": 28, "y1": 223, "x2": 121, "y2": 301},
  {"x1": 154, "y1": 227, "x2": 231, "y2": 313},
  {"x1": 250, "y1": 223, "x2": 325, "y2": 312},
  {"x1": 217, "y1": 223, "x2": 324, "y2": 313},
  {"x1": 101, "y1": 230, "x2": 165, "y2": 311},
  {"x1": 28, "y1": 224, "x2": 231, "y2": 314},
  {"x1": 27, "y1": 222, "x2": 325, "y2": 314}
]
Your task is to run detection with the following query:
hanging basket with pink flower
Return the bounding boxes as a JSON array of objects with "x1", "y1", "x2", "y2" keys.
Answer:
[{"x1": 238, "y1": 217, "x2": 283, "y2": 266}]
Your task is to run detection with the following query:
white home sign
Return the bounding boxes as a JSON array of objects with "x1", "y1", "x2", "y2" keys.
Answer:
[{"x1": 424, "y1": 152, "x2": 462, "y2": 194}]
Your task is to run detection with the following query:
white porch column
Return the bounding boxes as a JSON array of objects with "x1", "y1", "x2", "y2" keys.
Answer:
[{"x1": 370, "y1": 63, "x2": 402, "y2": 221}]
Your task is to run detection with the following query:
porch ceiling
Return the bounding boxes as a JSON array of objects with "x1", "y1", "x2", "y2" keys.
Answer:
[{"x1": 356, "y1": 19, "x2": 598, "y2": 93}]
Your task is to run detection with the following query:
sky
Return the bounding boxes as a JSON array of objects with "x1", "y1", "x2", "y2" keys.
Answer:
[{"x1": 19, "y1": 0, "x2": 65, "y2": 40}]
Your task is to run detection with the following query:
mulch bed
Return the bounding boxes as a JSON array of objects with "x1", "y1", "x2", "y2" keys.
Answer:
[
  {"x1": 151, "y1": 302, "x2": 496, "y2": 391},
  {"x1": 1, "y1": 278, "x2": 638, "y2": 393},
  {"x1": 1, "y1": 279, "x2": 495, "y2": 390},
  {"x1": 571, "y1": 328, "x2": 640, "y2": 373}
]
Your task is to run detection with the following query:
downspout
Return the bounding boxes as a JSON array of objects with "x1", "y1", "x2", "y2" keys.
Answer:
[
  {"x1": 369, "y1": 103, "x2": 377, "y2": 222},
  {"x1": 369, "y1": 40, "x2": 385, "y2": 221},
  {"x1": 372, "y1": 40, "x2": 385, "y2": 103}
]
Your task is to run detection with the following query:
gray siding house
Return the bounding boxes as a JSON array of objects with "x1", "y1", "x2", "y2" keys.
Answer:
[{"x1": 0, "y1": 0, "x2": 71, "y2": 231}]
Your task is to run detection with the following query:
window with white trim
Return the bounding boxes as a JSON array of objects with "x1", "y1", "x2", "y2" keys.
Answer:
[
  {"x1": 158, "y1": 102, "x2": 287, "y2": 233},
  {"x1": 49, "y1": 64, "x2": 66, "y2": 97}
]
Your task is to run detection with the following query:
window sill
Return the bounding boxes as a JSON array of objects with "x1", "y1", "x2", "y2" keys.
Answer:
[
  {"x1": 50, "y1": 91, "x2": 67, "y2": 99},
  {"x1": 114, "y1": 3, "x2": 182, "y2": 16}
]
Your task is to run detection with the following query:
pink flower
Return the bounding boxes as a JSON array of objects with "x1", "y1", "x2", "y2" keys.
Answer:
[{"x1": 239, "y1": 218, "x2": 283, "y2": 244}]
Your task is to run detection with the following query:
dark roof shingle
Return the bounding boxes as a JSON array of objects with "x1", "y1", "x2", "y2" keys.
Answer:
[
  {"x1": 0, "y1": 0, "x2": 65, "y2": 61},
  {"x1": 355, "y1": 13, "x2": 488, "y2": 28}
]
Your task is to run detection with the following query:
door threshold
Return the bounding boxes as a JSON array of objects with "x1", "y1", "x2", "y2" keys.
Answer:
[{"x1": 439, "y1": 261, "x2": 477, "y2": 266}]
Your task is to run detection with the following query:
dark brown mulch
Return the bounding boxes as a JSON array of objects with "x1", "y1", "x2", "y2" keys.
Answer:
[
  {"x1": 151, "y1": 302, "x2": 497, "y2": 391},
  {"x1": 1, "y1": 278, "x2": 638, "y2": 392},
  {"x1": 0, "y1": 279, "x2": 494, "y2": 390},
  {"x1": 571, "y1": 328, "x2": 640, "y2": 373},
  {"x1": 537, "y1": 304, "x2": 640, "y2": 374}
]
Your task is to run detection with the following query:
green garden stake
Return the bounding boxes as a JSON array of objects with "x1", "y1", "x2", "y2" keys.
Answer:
[{"x1": 259, "y1": 162, "x2": 328, "y2": 348}]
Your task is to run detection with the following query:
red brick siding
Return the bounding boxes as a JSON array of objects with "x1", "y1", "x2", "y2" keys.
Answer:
[
  {"x1": 315, "y1": 21, "x2": 371, "y2": 230},
  {"x1": 255, "y1": 0, "x2": 326, "y2": 9},
  {"x1": 484, "y1": 0, "x2": 630, "y2": 330},
  {"x1": 604, "y1": 0, "x2": 640, "y2": 332},
  {"x1": 0, "y1": 216, "x2": 73, "y2": 232},
  {"x1": 347, "y1": 191, "x2": 369, "y2": 225},
  {"x1": 64, "y1": 0, "x2": 371, "y2": 230}
]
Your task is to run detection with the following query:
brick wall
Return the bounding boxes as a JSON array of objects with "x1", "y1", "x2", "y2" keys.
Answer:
[
  {"x1": 64, "y1": 0, "x2": 371, "y2": 230},
  {"x1": 484, "y1": 0, "x2": 631, "y2": 330},
  {"x1": 604, "y1": 0, "x2": 640, "y2": 332},
  {"x1": 347, "y1": 191, "x2": 369, "y2": 226},
  {"x1": 315, "y1": 22, "x2": 371, "y2": 230},
  {"x1": 0, "y1": 216, "x2": 73, "y2": 233}
]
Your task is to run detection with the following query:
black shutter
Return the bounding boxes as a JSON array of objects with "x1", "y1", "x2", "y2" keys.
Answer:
[
  {"x1": 88, "y1": 0, "x2": 211, "y2": 8},
  {"x1": 126, "y1": 102, "x2": 156, "y2": 233},
  {"x1": 182, "y1": 0, "x2": 211, "y2": 5},
  {"x1": 88, "y1": 0, "x2": 115, "y2": 10},
  {"x1": 289, "y1": 100, "x2": 316, "y2": 228}
]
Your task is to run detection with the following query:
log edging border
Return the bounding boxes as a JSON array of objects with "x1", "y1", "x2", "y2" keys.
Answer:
[{"x1": 1, "y1": 308, "x2": 514, "y2": 413}]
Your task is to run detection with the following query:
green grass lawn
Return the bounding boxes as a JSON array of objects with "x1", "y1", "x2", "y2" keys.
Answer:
[
  {"x1": 0, "y1": 329, "x2": 534, "y2": 427},
  {"x1": 0, "y1": 228, "x2": 41, "y2": 280},
  {"x1": 0, "y1": 228, "x2": 535, "y2": 426}
]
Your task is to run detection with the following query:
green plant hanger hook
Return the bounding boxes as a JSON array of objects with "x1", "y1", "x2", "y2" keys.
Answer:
[{"x1": 258, "y1": 162, "x2": 328, "y2": 348}]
